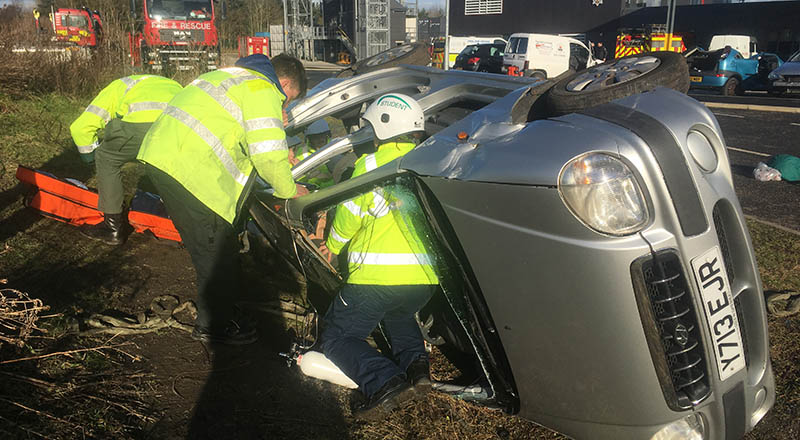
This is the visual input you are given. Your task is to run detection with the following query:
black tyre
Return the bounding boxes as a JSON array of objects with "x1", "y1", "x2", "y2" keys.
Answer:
[
  {"x1": 546, "y1": 51, "x2": 690, "y2": 116},
  {"x1": 722, "y1": 77, "x2": 741, "y2": 96},
  {"x1": 529, "y1": 70, "x2": 546, "y2": 80},
  {"x1": 352, "y1": 43, "x2": 430, "y2": 75}
]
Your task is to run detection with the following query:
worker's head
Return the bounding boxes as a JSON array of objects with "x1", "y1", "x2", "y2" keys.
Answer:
[
  {"x1": 305, "y1": 119, "x2": 331, "y2": 149},
  {"x1": 362, "y1": 93, "x2": 424, "y2": 143},
  {"x1": 272, "y1": 54, "x2": 308, "y2": 104}
]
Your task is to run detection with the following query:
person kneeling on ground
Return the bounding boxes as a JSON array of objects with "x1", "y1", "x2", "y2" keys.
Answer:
[
  {"x1": 319, "y1": 94, "x2": 438, "y2": 420},
  {"x1": 70, "y1": 75, "x2": 183, "y2": 245},
  {"x1": 137, "y1": 54, "x2": 308, "y2": 346}
]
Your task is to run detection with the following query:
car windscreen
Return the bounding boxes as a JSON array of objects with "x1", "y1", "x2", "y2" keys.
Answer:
[
  {"x1": 506, "y1": 37, "x2": 528, "y2": 55},
  {"x1": 66, "y1": 14, "x2": 88, "y2": 28},
  {"x1": 789, "y1": 51, "x2": 800, "y2": 62},
  {"x1": 687, "y1": 49, "x2": 723, "y2": 71},
  {"x1": 459, "y1": 45, "x2": 479, "y2": 56},
  {"x1": 147, "y1": 0, "x2": 213, "y2": 21},
  {"x1": 474, "y1": 45, "x2": 501, "y2": 57}
]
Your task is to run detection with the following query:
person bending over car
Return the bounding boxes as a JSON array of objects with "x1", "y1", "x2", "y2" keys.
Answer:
[
  {"x1": 70, "y1": 75, "x2": 182, "y2": 245},
  {"x1": 319, "y1": 94, "x2": 438, "y2": 420},
  {"x1": 137, "y1": 54, "x2": 308, "y2": 346}
]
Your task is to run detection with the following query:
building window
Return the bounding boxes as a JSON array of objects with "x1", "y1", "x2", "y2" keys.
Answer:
[{"x1": 465, "y1": 0, "x2": 503, "y2": 15}]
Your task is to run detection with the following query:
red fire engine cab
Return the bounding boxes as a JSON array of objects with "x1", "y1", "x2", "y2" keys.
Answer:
[
  {"x1": 128, "y1": 0, "x2": 220, "y2": 72},
  {"x1": 52, "y1": 8, "x2": 102, "y2": 47}
]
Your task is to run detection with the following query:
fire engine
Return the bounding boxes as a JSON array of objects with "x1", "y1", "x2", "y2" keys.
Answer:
[
  {"x1": 128, "y1": 0, "x2": 220, "y2": 72},
  {"x1": 615, "y1": 24, "x2": 685, "y2": 59},
  {"x1": 51, "y1": 7, "x2": 102, "y2": 47}
]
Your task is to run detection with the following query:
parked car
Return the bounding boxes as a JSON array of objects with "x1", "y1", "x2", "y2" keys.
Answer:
[
  {"x1": 447, "y1": 36, "x2": 507, "y2": 68},
  {"x1": 503, "y1": 33, "x2": 598, "y2": 79},
  {"x1": 453, "y1": 43, "x2": 505, "y2": 73},
  {"x1": 687, "y1": 47, "x2": 782, "y2": 95},
  {"x1": 250, "y1": 52, "x2": 774, "y2": 440},
  {"x1": 768, "y1": 49, "x2": 800, "y2": 95}
]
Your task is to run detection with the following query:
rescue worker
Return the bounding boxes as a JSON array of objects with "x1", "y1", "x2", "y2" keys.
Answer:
[
  {"x1": 290, "y1": 119, "x2": 334, "y2": 188},
  {"x1": 69, "y1": 75, "x2": 182, "y2": 245},
  {"x1": 137, "y1": 54, "x2": 308, "y2": 346},
  {"x1": 319, "y1": 94, "x2": 437, "y2": 420}
]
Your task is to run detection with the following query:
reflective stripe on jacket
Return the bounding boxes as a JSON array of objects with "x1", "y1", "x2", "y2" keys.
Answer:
[
  {"x1": 137, "y1": 67, "x2": 296, "y2": 224},
  {"x1": 326, "y1": 141, "x2": 437, "y2": 285},
  {"x1": 69, "y1": 75, "x2": 182, "y2": 153}
]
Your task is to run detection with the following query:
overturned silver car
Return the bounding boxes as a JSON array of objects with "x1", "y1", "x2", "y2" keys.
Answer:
[{"x1": 249, "y1": 53, "x2": 774, "y2": 440}]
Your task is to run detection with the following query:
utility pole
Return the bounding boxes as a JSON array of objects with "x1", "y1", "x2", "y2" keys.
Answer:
[
  {"x1": 444, "y1": 0, "x2": 449, "y2": 70},
  {"x1": 665, "y1": 0, "x2": 677, "y2": 49},
  {"x1": 283, "y1": 0, "x2": 289, "y2": 54}
]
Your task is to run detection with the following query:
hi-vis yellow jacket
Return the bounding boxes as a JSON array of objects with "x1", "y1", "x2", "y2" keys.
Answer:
[
  {"x1": 326, "y1": 141, "x2": 437, "y2": 285},
  {"x1": 69, "y1": 75, "x2": 182, "y2": 153},
  {"x1": 137, "y1": 67, "x2": 297, "y2": 224}
]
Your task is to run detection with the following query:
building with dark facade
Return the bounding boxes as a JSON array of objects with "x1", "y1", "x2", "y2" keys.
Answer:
[{"x1": 449, "y1": 0, "x2": 800, "y2": 60}]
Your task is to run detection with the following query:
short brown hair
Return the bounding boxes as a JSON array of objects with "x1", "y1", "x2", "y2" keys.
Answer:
[{"x1": 272, "y1": 54, "x2": 308, "y2": 99}]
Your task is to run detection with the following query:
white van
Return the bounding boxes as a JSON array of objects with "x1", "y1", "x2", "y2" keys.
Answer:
[
  {"x1": 709, "y1": 35, "x2": 758, "y2": 59},
  {"x1": 448, "y1": 36, "x2": 507, "y2": 68},
  {"x1": 503, "y1": 33, "x2": 598, "y2": 79}
]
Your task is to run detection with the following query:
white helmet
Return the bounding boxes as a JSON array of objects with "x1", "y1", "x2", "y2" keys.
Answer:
[
  {"x1": 362, "y1": 93, "x2": 424, "y2": 141},
  {"x1": 306, "y1": 119, "x2": 330, "y2": 136}
]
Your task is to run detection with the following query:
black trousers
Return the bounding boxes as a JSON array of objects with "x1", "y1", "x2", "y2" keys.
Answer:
[{"x1": 145, "y1": 164, "x2": 242, "y2": 332}]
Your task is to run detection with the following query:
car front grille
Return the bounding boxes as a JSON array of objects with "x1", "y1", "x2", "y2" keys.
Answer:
[
  {"x1": 631, "y1": 250, "x2": 711, "y2": 410},
  {"x1": 158, "y1": 29, "x2": 205, "y2": 43},
  {"x1": 785, "y1": 75, "x2": 800, "y2": 83}
]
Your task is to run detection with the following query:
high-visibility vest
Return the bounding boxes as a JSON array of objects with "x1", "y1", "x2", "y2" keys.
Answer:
[
  {"x1": 326, "y1": 141, "x2": 437, "y2": 286},
  {"x1": 295, "y1": 143, "x2": 334, "y2": 188},
  {"x1": 69, "y1": 75, "x2": 182, "y2": 154},
  {"x1": 137, "y1": 67, "x2": 296, "y2": 224}
]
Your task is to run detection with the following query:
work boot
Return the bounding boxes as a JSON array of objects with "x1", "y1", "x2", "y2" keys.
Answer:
[
  {"x1": 406, "y1": 357, "x2": 432, "y2": 397},
  {"x1": 80, "y1": 213, "x2": 130, "y2": 246},
  {"x1": 352, "y1": 375, "x2": 416, "y2": 421}
]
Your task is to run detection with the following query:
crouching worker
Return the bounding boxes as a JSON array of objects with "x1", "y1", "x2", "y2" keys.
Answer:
[
  {"x1": 291, "y1": 119, "x2": 334, "y2": 188},
  {"x1": 70, "y1": 75, "x2": 182, "y2": 245},
  {"x1": 320, "y1": 94, "x2": 438, "y2": 420},
  {"x1": 137, "y1": 54, "x2": 308, "y2": 345}
]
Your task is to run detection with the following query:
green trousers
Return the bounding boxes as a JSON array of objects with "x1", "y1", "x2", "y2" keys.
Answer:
[{"x1": 95, "y1": 119, "x2": 152, "y2": 214}]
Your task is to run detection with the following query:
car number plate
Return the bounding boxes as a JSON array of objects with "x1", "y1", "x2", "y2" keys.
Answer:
[
  {"x1": 691, "y1": 246, "x2": 745, "y2": 381},
  {"x1": 690, "y1": 76, "x2": 703, "y2": 82}
]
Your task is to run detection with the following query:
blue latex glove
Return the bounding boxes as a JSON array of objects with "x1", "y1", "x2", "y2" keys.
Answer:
[{"x1": 80, "y1": 151, "x2": 95, "y2": 164}]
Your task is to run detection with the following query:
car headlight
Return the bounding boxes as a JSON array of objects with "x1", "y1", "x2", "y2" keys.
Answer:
[
  {"x1": 559, "y1": 152, "x2": 649, "y2": 236},
  {"x1": 650, "y1": 414, "x2": 705, "y2": 440},
  {"x1": 768, "y1": 71, "x2": 782, "y2": 81}
]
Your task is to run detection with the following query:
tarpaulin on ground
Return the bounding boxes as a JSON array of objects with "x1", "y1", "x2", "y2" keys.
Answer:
[{"x1": 15, "y1": 165, "x2": 181, "y2": 242}]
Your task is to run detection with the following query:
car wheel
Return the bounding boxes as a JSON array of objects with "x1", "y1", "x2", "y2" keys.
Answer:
[
  {"x1": 722, "y1": 77, "x2": 740, "y2": 96},
  {"x1": 529, "y1": 70, "x2": 546, "y2": 80},
  {"x1": 545, "y1": 52, "x2": 689, "y2": 116},
  {"x1": 352, "y1": 43, "x2": 430, "y2": 75}
]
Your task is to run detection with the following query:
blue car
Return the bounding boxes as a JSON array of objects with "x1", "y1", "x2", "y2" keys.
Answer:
[{"x1": 687, "y1": 47, "x2": 782, "y2": 95}]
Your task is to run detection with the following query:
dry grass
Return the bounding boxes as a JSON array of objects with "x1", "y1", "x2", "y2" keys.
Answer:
[{"x1": 0, "y1": 286, "x2": 49, "y2": 348}]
